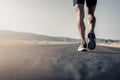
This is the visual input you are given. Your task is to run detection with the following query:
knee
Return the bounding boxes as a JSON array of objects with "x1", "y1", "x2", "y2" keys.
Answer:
[{"x1": 77, "y1": 14, "x2": 85, "y2": 23}]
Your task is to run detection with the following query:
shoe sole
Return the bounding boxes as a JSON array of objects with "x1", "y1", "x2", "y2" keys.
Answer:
[
  {"x1": 78, "y1": 48, "x2": 87, "y2": 52},
  {"x1": 88, "y1": 32, "x2": 96, "y2": 50}
]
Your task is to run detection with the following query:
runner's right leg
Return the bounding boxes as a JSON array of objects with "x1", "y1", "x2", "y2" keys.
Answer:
[{"x1": 87, "y1": 6, "x2": 97, "y2": 50}]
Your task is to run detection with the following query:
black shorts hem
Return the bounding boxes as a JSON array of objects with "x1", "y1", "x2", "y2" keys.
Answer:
[
  {"x1": 73, "y1": 0, "x2": 84, "y2": 6},
  {"x1": 86, "y1": 0, "x2": 97, "y2": 7},
  {"x1": 73, "y1": 0, "x2": 97, "y2": 7}
]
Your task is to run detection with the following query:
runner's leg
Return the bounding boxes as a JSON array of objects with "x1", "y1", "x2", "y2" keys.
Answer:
[
  {"x1": 74, "y1": 4, "x2": 86, "y2": 44},
  {"x1": 87, "y1": 6, "x2": 96, "y2": 31},
  {"x1": 86, "y1": 0, "x2": 97, "y2": 50},
  {"x1": 86, "y1": 0, "x2": 97, "y2": 31}
]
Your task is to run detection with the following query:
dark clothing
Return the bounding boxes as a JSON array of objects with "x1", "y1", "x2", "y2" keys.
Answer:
[{"x1": 73, "y1": 0, "x2": 97, "y2": 7}]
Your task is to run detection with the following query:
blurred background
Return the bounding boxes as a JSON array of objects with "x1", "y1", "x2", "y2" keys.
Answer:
[{"x1": 0, "y1": 0, "x2": 120, "y2": 40}]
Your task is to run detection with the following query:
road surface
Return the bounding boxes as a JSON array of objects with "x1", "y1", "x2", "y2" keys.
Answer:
[{"x1": 0, "y1": 44, "x2": 120, "y2": 80}]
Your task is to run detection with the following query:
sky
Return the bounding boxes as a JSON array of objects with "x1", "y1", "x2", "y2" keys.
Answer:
[{"x1": 0, "y1": 0, "x2": 120, "y2": 40}]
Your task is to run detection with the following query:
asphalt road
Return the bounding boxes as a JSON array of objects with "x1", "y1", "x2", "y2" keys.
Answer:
[{"x1": 0, "y1": 44, "x2": 120, "y2": 80}]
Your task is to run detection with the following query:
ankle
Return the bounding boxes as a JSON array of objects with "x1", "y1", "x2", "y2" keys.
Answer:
[{"x1": 81, "y1": 41, "x2": 86, "y2": 44}]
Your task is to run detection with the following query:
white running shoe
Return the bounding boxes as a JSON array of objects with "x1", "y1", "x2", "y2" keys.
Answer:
[{"x1": 78, "y1": 42, "x2": 87, "y2": 51}]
